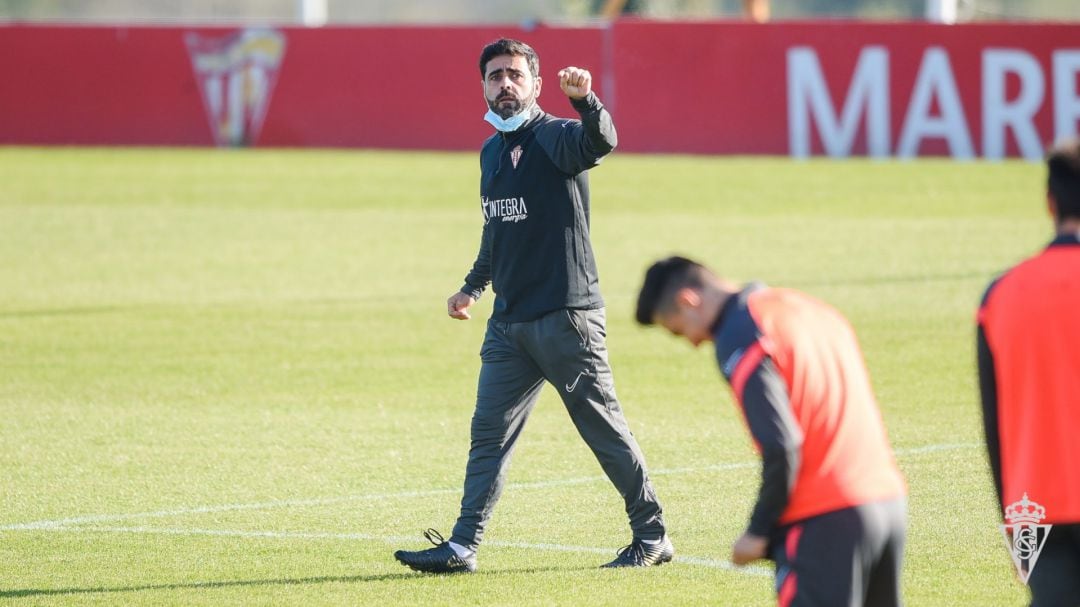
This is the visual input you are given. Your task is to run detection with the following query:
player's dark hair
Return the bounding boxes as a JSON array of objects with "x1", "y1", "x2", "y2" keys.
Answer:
[
  {"x1": 479, "y1": 38, "x2": 540, "y2": 79},
  {"x1": 635, "y1": 256, "x2": 708, "y2": 326},
  {"x1": 1047, "y1": 138, "x2": 1080, "y2": 221}
]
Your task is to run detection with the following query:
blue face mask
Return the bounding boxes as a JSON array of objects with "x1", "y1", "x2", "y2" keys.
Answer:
[{"x1": 484, "y1": 104, "x2": 534, "y2": 132}]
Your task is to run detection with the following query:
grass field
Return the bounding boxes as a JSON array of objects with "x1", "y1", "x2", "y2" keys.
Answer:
[{"x1": 0, "y1": 147, "x2": 1047, "y2": 605}]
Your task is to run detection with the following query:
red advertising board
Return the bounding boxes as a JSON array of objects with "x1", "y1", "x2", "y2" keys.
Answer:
[
  {"x1": 0, "y1": 23, "x2": 604, "y2": 149},
  {"x1": 259, "y1": 25, "x2": 606, "y2": 149},
  {"x1": 612, "y1": 20, "x2": 1080, "y2": 159},
  {"x1": 1, "y1": 21, "x2": 1078, "y2": 158}
]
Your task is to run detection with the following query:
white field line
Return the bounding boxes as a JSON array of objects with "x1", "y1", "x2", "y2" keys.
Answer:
[
  {"x1": 34, "y1": 524, "x2": 774, "y2": 576},
  {"x1": 0, "y1": 442, "x2": 979, "y2": 532}
]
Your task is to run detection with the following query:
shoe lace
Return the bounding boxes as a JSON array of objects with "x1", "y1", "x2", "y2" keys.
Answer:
[
  {"x1": 423, "y1": 528, "x2": 446, "y2": 546},
  {"x1": 613, "y1": 541, "x2": 646, "y2": 563}
]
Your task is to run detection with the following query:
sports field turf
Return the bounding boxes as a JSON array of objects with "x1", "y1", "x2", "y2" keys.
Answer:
[{"x1": 0, "y1": 147, "x2": 1046, "y2": 605}]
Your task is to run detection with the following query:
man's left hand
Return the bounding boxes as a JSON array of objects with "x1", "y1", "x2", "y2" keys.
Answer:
[
  {"x1": 731, "y1": 532, "x2": 768, "y2": 566},
  {"x1": 558, "y1": 67, "x2": 592, "y2": 100}
]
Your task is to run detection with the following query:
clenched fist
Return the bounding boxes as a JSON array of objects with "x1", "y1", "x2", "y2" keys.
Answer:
[
  {"x1": 557, "y1": 66, "x2": 592, "y2": 100},
  {"x1": 447, "y1": 291, "x2": 476, "y2": 320}
]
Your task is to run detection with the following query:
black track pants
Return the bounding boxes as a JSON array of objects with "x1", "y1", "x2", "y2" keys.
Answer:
[{"x1": 450, "y1": 308, "x2": 666, "y2": 550}]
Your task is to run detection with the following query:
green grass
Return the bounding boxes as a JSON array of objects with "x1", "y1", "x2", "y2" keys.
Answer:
[{"x1": 0, "y1": 147, "x2": 1046, "y2": 605}]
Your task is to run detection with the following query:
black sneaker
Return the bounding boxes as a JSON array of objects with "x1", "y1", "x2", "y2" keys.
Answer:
[
  {"x1": 394, "y1": 529, "x2": 477, "y2": 574},
  {"x1": 600, "y1": 535, "x2": 675, "y2": 568}
]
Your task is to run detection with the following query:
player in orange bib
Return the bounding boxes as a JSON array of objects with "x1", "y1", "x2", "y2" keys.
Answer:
[
  {"x1": 636, "y1": 256, "x2": 907, "y2": 607},
  {"x1": 978, "y1": 138, "x2": 1080, "y2": 605}
]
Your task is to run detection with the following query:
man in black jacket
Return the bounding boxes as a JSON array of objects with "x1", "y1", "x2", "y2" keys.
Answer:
[{"x1": 394, "y1": 38, "x2": 670, "y2": 574}]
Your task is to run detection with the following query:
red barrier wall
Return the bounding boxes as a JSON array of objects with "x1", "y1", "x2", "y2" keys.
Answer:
[
  {"x1": 0, "y1": 24, "x2": 604, "y2": 149},
  {"x1": 261, "y1": 25, "x2": 606, "y2": 149},
  {"x1": 612, "y1": 21, "x2": 1080, "y2": 158},
  {"x1": 2, "y1": 21, "x2": 1079, "y2": 158}
]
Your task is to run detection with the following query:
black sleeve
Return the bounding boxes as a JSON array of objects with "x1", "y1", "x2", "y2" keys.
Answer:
[
  {"x1": 460, "y1": 221, "x2": 492, "y2": 300},
  {"x1": 543, "y1": 92, "x2": 618, "y2": 175},
  {"x1": 977, "y1": 323, "x2": 1004, "y2": 513},
  {"x1": 740, "y1": 356, "x2": 803, "y2": 537}
]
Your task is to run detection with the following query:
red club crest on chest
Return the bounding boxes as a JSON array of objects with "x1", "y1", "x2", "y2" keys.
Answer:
[{"x1": 510, "y1": 145, "x2": 523, "y2": 169}]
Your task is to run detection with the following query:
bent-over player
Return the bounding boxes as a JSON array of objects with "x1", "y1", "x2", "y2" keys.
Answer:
[{"x1": 637, "y1": 256, "x2": 907, "y2": 606}]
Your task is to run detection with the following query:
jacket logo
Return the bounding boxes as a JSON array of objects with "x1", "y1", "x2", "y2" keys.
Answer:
[
  {"x1": 722, "y1": 348, "x2": 745, "y2": 378},
  {"x1": 510, "y1": 145, "x2": 523, "y2": 169},
  {"x1": 481, "y1": 196, "x2": 529, "y2": 223}
]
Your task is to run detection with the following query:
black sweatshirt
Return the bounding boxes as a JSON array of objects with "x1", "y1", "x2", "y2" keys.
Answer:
[{"x1": 460, "y1": 92, "x2": 616, "y2": 322}]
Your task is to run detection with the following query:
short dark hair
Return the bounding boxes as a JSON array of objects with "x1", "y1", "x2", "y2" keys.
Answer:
[
  {"x1": 635, "y1": 256, "x2": 709, "y2": 325},
  {"x1": 1048, "y1": 138, "x2": 1080, "y2": 221},
  {"x1": 479, "y1": 38, "x2": 540, "y2": 79}
]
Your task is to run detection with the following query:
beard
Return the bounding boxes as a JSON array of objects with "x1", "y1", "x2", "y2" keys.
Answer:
[{"x1": 488, "y1": 91, "x2": 534, "y2": 119}]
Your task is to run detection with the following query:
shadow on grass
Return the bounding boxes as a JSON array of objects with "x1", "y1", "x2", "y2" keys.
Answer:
[
  {"x1": 0, "y1": 298, "x2": 373, "y2": 319},
  {"x1": 1, "y1": 565, "x2": 592, "y2": 599},
  {"x1": 0, "y1": 305, "x2": 138, "y2": 319}
]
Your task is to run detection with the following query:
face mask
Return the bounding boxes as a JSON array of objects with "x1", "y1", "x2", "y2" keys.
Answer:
[{"x1": 484, "y1": 104, "x2": 534, "y2": 132}]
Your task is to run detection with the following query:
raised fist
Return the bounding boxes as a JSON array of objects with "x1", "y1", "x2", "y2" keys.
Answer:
[{"x1": 557, "y1": 66, "x2": 592, "y2": 100}]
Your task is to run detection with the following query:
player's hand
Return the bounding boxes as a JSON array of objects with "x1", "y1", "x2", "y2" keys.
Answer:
[
  {"x1": 447, "y1": 291, "x2": 476, "y2": 321},
  {"x1": 731, "y1": 532, "x2": 768, "y2": 566},
  {"x1": 558, "y1": 67, "x2": 592, "y2": 100}
]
